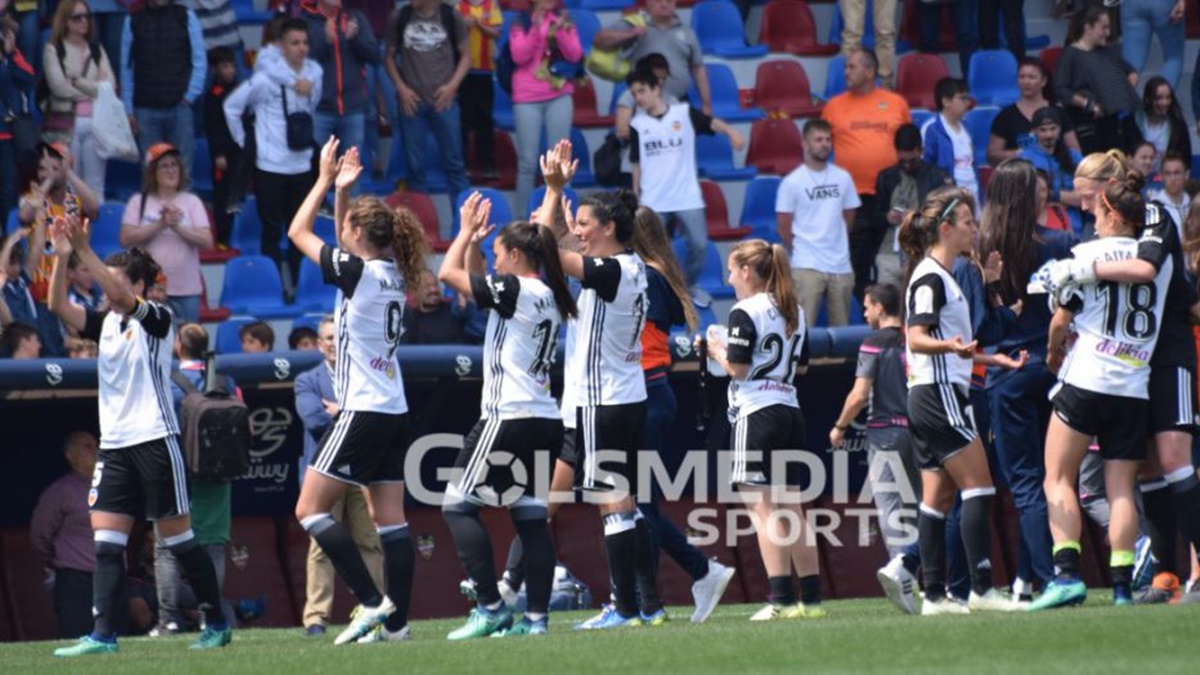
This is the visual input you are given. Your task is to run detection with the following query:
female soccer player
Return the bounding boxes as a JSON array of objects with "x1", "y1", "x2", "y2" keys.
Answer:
[
  {"x1": 436, "y1": 192, "x2": 577, "y2": 638},
  {"x1": 288, "y1": 138, "x2": 428, "y2": 644},
  {"x1": 47, "y1": 220, "x2": 230, "y2": 656},
  {"x1": 705, "y1": 239, "x2": 822, "y2": 621},
  {"x1": 1032, "y1": 174, "x2": 1171, "y2": 609},
  {"x1": 899, "y1": 187, "x2": 1025, "y2": 615}
]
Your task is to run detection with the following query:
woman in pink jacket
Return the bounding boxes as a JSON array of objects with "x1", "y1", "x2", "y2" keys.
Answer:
[{"x1": 509, "y1": 0, "x2": 582, "y2": 216}]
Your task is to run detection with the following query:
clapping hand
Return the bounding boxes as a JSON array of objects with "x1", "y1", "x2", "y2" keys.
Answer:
[
  {"x1": 459, "y1": 191, "x2": 494, "y2": 243},
  {"x1": 540, "y1": 140, "x2": 578, "y2": 191},
  {"x1": 335, "y1": 146, "x2": 363, "y2": 192},
  {"x1": 317, "y1": 137, "x2": 341, "y2": 184}
]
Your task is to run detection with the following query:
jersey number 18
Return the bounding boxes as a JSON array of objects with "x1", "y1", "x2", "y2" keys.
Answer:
[{"x1": 1097, "y1": 281, "x2": 1157, "y2": 340}]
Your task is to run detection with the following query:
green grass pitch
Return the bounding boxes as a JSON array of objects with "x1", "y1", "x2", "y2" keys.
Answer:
[{"x1": 5, "y1": 598, "x2": 1198, "y2": 674}]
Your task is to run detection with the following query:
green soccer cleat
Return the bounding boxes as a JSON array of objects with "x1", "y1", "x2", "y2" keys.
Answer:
[
  {"x1": 54, "y1": 635, "x2": 118, "y2": 658},
  {"x1": 189, "y1": 625, "x2": 233, "y2": 650},
  {"x1": 1027, "y1": 579, "x2": 1087, "y2": 611},
  {"x1": 492, "y1": 616, "x2": 548, "y2": 637},
  {"x1": 447, "y1": 606, "x2": 514, "y2": 640}
]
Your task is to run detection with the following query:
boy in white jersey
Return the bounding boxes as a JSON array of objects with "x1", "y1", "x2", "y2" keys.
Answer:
[
  {"x1": 436, "y1": 191, "x2": 578, "y2": 638},
  {"x1": 46, "y1": 221, "x2": 231, "y2": 656},
  {"x1": 1033, "y1": 175, "x2": 1171, "y2": 610},
  {"x1": 705, "y1": 239, "x2": 824, "y2": 621},
  {"x1": 288, "y1": 139, "x2": 428, "y2": 644}
]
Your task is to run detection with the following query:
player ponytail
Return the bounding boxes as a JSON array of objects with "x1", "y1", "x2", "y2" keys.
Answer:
[
  {"x1": 1183, "y1": 200, "x2": 1200, "y2": 277},
  {"x1": 631, "y1": 206, "x2": 699, "y2": 332},
  {"x1": 497, "y1": 221, "x2": 578, "y2": 320},
  {"x1": 1098, "y1": 171, "x2": 1146, "y2": 236},
  {"x1": 345, "y1": 196, "x2": 428, "y2": 290},
  {"x1": 899, "y1": 186, "x2": 974, "y2": 286},
  {"x1": 729, "y1": 239, "x2": 799, "y2": 335},
  {"x1": 105, "y1": 247, "x2": 162, "y2": 293},
  {"x1": 1075, "y1": 149, "x2": 1130, "y2": 183}
]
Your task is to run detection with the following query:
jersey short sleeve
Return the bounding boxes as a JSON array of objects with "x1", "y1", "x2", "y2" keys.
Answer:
[
  {"x1": 855, "y1": 332, "x2": 884, "y2": 380},
  {"x1": 688, "y1": 106, "x2": 715, "y2": 135},
  {"x1": 320, "y1": 245, "x2": 366, "y2": 297},
  {"x1": 645, "y1": 268, "x2": 684, "y2": 329},
  {"x1": 1136, "y1": 205, "x2": 1170, "y2": 271},
  {"x1": 725, "y1": 308, "x2": 757, "y2": 364},
  {"x1": 581, "y1": 256, "x2": 623, "y2": 303},
  {"x1": 907, "y1": 273, "x2": 947, "y2": 327},
  {"x1": 131, "y1": 299, "x2": 173, "y2": 339},
  {"x1": 469, "y1": 273, "x2": 521, "y2": 319},
  {"x1": 629, "y1": 127, "x2": 640, "y2": 163}
]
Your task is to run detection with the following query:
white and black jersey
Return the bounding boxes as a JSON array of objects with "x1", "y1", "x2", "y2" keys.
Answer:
[
  {"x1": 905, "y1": 256, "x2": 974, "y2": 389},
  {"x1": 1057, "y1": 237, "x2": 1171, "y2": 399},
  {"x1": 469, "y1": 273, "x2": 562, "y2": 420},
  {"x1": 567, "y1": 252, "x2": 649, "y2": 407},
  {"x1": 82, "y1": 300, "x2": 178, "y2": 449},
  {"x1": 725, "y1": 292, "x2": 808, "y2": 420},
  {"x1": 320, "y1": 245, "x2": 408, "y2": 414},
  {"x1": 628, "y1": 103, "x2": 713, "y2": 213}
]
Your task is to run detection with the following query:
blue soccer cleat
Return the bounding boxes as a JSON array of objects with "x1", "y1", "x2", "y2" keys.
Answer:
[{"x1": 574, "y1": 604, "x2": 642, "y2": 630}]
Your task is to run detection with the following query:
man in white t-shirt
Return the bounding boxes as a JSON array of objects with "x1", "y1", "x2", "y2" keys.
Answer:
[
  {"x1": 775, "y1": 119, "x2": 861, "y2": 327},
  {"x1": 920, "y1": 77, "x2": 979, "y2": 206}
]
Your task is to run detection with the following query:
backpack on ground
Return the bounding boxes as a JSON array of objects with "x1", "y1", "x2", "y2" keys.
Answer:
[{"x1": 172, "y1": 358, "x2": 251, "y2": 480}]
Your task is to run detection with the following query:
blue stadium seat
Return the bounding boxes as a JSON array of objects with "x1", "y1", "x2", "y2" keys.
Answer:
[
  {"x1": 5, "y1": 208, "x2": 18, "y2": 235},
  {"x1": 454, "y1": 187, "x2": 514, "y2": 234},
  {"x1": 422, "y1": 134, "x2": 450, "y2": 193},
  {"x1": 695, "y1": 134, "x2": 757, "y2": 181},
  {"x1": 291, "y1": 313, "x2": 326, "y2": 335},
  {"x1": 693, "y1": 296, "x2": 718, "y2": 329},
  {"x1": 294, "y1": 257, "x2": 336, "y2": 313},
  {"x1": 691, "y1": 0, "x2": 768, "y2": 59},
  {"x1": 675, "y1": 238, "x2": 733, "y2": 300},
  {"x1": 967, "y1": 50, "x2": 1020, "y2": 107},
  {"x1": 527, "y1": 185, "x2": 580, "y2": 222},
  {"x1": 689, "y1": 63, "x2": 764, "y2": 122},
  {"x1": 231, "y1": 0, "x2": 271, "y2": 23},
  {"x1": 608, "y1": 82, "x2": 628, "y2": 116},
  {"x1": 964, "y1": 106, "x2": 1001, "y2": 167},
  {"x1": 220, "y1": 255, "x2": 297, "y2": 319},
  {"x1": 576, "y1": 0, "x2": 633, "y2": 9},
  {"x1": 572, "y1": 9, "x2": 601, "y2": 55},
  {"x1": 192, "y1": 138, "x2": 213, "y2": 195},
  {"x1": 823, "y1": 55, "x2": 847, "y2": 100},
  {"x1": 739, "y1": 176, "x2": 782, "y2": 242},
  {"x1": 314, "y1": 215, "x2": 337, "y2": 247},
  {"x1": 92, "y1": 203, "x2": 125, "y2": 260},
  {"x1": 229, "y1": 198, "x2": 263, "y2": 255},
  {"x1": 214, "y1": 315, "x2": 260, "y2": 354},
  {"x1": 105, "y1": 160, "x2": 141, "y2": 202},
  {"x1": 493, "y1": 79, "x2": 515, "y2": 131},
  {"x1": 910, "y1": 109, "x2": 936, "y2": 131}
]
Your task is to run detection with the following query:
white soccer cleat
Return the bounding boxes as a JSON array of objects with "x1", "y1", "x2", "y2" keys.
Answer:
[
  {"x1": 356, "y1": 624, "x2": 411, "y2": 644},
  {"x1": 876, "y1": 555, "x2": 917, "y2": 615},
  {"x1": 968, "y1": 588, "x2": 1023, "y2": 612},
  {"x1": 920, "y1": 596, "x2": 970, "y2": 616},
  {"x1": 498, "y1": 578, "x2": 520, "y2": 609},
  {"x1": 335, "y1": 597, "x2": 396, "y2": 646},
  {"x1": 691, "y1": 560, "x2": 736, "y2": 623}
]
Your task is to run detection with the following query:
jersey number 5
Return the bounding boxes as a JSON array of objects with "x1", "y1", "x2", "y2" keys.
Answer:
[{"x1": 751, "y1": 334, "x2": 804, "y2": 382}]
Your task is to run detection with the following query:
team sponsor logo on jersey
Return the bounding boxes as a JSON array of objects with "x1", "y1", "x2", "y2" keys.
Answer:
[
  {"x1": 1095, "y1": 339, "x2": 1151, "y2": 367},
  {"x1": 45, "y1": 363, "x2": 63, "y2": 386},
  {"x1": 369, "y1": 356, "x2": 397, "y2": 379},
  {"x1": 727, "y1": 326, "x2": 750, "y2": 348},
  {"x1": 673, "y1": 334, "x2": 693, "y2": 358},
  {"x1": 87, "y1": 488, "x2": 98, "y2": 507}
]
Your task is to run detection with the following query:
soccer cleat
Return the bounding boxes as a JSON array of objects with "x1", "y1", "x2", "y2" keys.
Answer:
[
  {"x1": 1027, "y1": 579, "x2": 1087, "y2": 611},
  {"x1": 492, "y1": 616, "x2": 548, "y2": 637},
  {"x1": 356, "y1": 625, "x2": 412, "y2": 643},
  {"x1": 1113, "y1": 585, "x2": 1133, "y2": 607},
  {"x1": 459, "y1": 579, "x2": 478, "y2": 602},
  {"x1": 54, "y1": 635, "x2": 118, "y2": 658},
  {"x1": 748, "y1": 603, "x2": 806, "y2": 621},
  {"x1": 498, "y1": 578, "x2": 520, "y2": 609},
  {"x1": 1134, "y1": 572, "x2": 1181, "y2": 604},
  {"x1": 1132, "y1": 536, "x2": 1154, "y2": 591},
  {"x1": 448, "y1": 606, "x2": 514, "y2": 640},
  {"x1": 920, "y1": 597, "x2": 970, "y2": 616},
  {"x1": 968, "y1": 588, "x2": 1023, "y2": 612},
  {"x1": 149, "y1": 621, "x2": 182, "y2": 638},
  {"x1": 334, "y1": 597, "x2": 396, "y2": 645},
  {"x1": 877, "y1": 555, "x2": 917, "y2": 615},
  {"x1": 641, "y1": 608, "x2": 669, "y2": 626},
  {"x1": 574, "y1": 604, "x2": 643, "y2": 630},
  {"x1": 189, "y1": 625, "x2": 233, "y2": 650},
  {"x1": 691, "y1": 559, "x2": 735, "y2": 623},
  {"x1": 796, "y1": 604, "x2": 827, "y2": 618}
]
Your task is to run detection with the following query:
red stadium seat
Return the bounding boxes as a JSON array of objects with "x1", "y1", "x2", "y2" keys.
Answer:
[
  {"x1": 759, "y1": 0, "x2": 839, "y2": 56},
  {"x1": 200, "y1": 204, "x2": 238, "y2": 263},
  {"x1": 899, "y1": 1, "x2": 958, "y2": 52},
  {"x1": 1039, "y1": 46, "x2": 1063, "y2": 87},
  {"x1": 199, "y1": 276, "x2": 231, "y2": 323},
  {"x1": 745, "y1": 119, "x2": 803, "y2": 175},
  {"x1": 466, "y1": 130, "x2": 518, "y2": 191},
  {"x1": 895, "y1": 52, "x2": 951, "y2": 111},
  {"x1": 386, "y1": 190, "x2": 451, "y2": 253},
  {"x1": 572, "y1": 77, "x2": 615, "y2": 128},
  {"x1": 752, "y1": 60, "x2": 823, "y2": 118},
  {"x1": 1188, "y1": 6, "x2": 1200, "y2": 39},
  {"x1": 0, "y1": 528, "x2": 59, "y2": 641},
  {"x1": 701, "y1": 180, "x2": 751, "y2": 241},
  {"x1": 225, "y1": 517, "x2": 300, "y2": 627}
]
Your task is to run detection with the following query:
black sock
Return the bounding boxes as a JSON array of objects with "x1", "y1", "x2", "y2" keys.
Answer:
[
  {"x1": 1053, "y1": 546, "x2": 1081, "y2": 580},
  {"x1": 1142, "y1": 482, "x2": 1178, "y2": 576},
  {"x1": 1167, "y1": 471, "x2": 1200, "y2": 564},
  {"x1": 798, "y1": 575, "x2": 821, "y2": 606},
  {"x1": 504, "y1": 536, "x2": 525, "y2": 589},
  {"x1": 165, "y1": 534, "x2": 227, "y2": 628},
  {"x1": 1112, "y1": 564, "x2": 1133, "y2": 595},
  {"x1": 602, "y1": 512, "x2": 639, "y2": 617},
  {"x1": 960, "y1": 490, "x2": 996, "y2": 596},
  {"x1": 92, "y1": 536, "x2": 127, "y2": 638},
  {"x1": 513, "y1": 516, "x2": 555, "y2": 615},
  {"x1": 633, "y1": 514, "x2": 662, "y2": 614},
  {"x1": 301, "y1": 515, "x2": 383, "y2": 607},
  {"x1": 380, "y1": 525, "x2": 415, "y2": 632},
  {"x1": 918, "y1": 504, "x2": 948, "y2": 601},
  {"x1": 443, "y1": 507, "x2": 500, "y2": 606},
  {"x1": 767, "y1": 575, "x2": 796, "y2": 606}
]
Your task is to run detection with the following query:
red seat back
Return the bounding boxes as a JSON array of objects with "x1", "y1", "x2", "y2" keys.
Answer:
[
  {"x1": 386, "y1": 191, "x2": 448, "y2": 252},
  {"x1": 753, "y1": 60, "x2": 822, "y2": 117},
  {"x1": 896, "y1": 53, "x2": 951, "y2": 110},
  {"x1": 760, "y1": 0, "x2": 836, "y2": 56},
  {"x1": 745, "y1": 119, "x2": 804, "y2": 175}
]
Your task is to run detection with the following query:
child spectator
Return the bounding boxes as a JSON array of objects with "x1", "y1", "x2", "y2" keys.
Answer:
[
  {"x1": 66, "y1": 251, "x2": 104, "y2": 313},
  {"x1": 204, "y1": 47, "x2": 242, "y2": 244},
  {"x1": 1148, "y1": 151, "x2": 1190, "y2": 237},
  {"x1": 239, "y1": 321, "x2": 274, "y2": 352},
  {"x1": 920, "y1": 77, "x2": 980, "y2": 205},
  {"x1": 2, "y1": 320, "x2": 40, "y2": 358},
  {"x1": 457, "y1": 0, "x2": 502, "y2": 181},
  {"x1": 288, "y1": 325, "x2": 318, "y2": 350}
]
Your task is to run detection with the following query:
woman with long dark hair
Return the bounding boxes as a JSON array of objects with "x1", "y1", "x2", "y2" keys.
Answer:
[
  {"x1": 1135, "y1": 76, "x2": 1191, "y2": 174},
  {"x1": 1054, "y1": 6, "x2": 1142, "y2": 155},
  {"x1": 987, "y1": 58, "x2": 1080, "y2": 166}
]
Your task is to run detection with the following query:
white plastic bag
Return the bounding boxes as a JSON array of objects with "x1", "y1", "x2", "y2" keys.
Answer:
[{"x1": 92, "y1": 81, "x2": 138, "y2": 162}]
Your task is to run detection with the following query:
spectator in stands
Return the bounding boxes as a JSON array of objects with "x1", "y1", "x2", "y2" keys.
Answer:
[
  {"x1": 917, "y1": 0, "x2": 979, "y2": 75},
  {"x1": 838, "y1": 0, "x2": 897, "y2": 88},
  {"x1": 301, "y1": 0, "x2": 380, "y2": 196},
  {"x1": 345, "y1": 0, "x2": 396, "y2": 180},
  {"x1": 595, "y1": 0, "x2": 710, "y2": 114},
  {"x1": 182, "y1": 0, "x2": 243, "y2": 55},
  {"x1": 615, "y1": 53, "x2": 672, "y2": 189},
  {"x1": 1035, "y1": 168, "x2": 1073, "y2": 232},
  {"x1": 121, "y1": 0, "x2": 207, "y2": 180},
  {"x1": 0, "y1": 230, "x2": 36, "y2": 327},
  {"x1": 400, "y1": 268, "x2": 470, "y2": 345},
  {"x1": 224, "y1": 17, "x2": 322, "y2": 285},
  {"x1": 240, "y1": 321, "x2": 274, "y2": 352},
  {"x1": 873, "y1": 124, "x2": 954, "y2": 289},
  {"x1": 0, "y1": 12, "x2": 32, "y2": 218},
  {"x1": 1130, "y1": 140, "x2": 1158, "y2": 184},
  {"x1": 987, "y1": 58, "x2": 1081, "y2": 166},
  {"x1": 822, "y1": 48, "x2": 910, "y2": 300},
  {"x1": 980, "y1": 0, "x2": 1026, "y2": 60},
  {"x1": 155, "y1": 323, "x2": 235, "y2": 636},
  {"x1": 1122, "y1": 0, "x2": 1185, "y2": 89},
  {"x1": 1018, "y1": 107, "x2": 1082, "y2": 233},
  {"x1": 30, "y1": 431, "x2": 100, "y2": 638},
  {"x1": 288, "y1": 325, "x2": 318, "y2": 350},
  {"x1": 66, "y1": 252, "x2": 104, "y2": 312},
  {"x1": 1135, "y1": 76, "x2": 1191, "y2": 174},
  {"x1": 2, "y1": 319, "x2": 39, "y2": 357},
  {"x1": 118, "y1": 144, "x2": 212, "y2": 324},
  {"x1": 385, "y1": 0, "x2": 471, "y2": 201},
  {"x1": 5, "y1": 0, "x2": 36, "y2": 67},
  {"x1": 1149, "y1": 151, "x2": 1190, "y2": 235},
  {"x1": 204, "y1": 47, "x2": 242, "y2": 244},
  {"x1": 776, "y1": 119, "x2": 860, "y2": 328},
  {"x1": 457, "y1": 0, "x2": 502, "y2": 182},
  {"x1": 89, "y1": 2, "x2": 126, "y2": 81},
  {"x1": 294, "y1": 315, "x2": 383, "y2": 636},
  {"x1": 1055, "y1": 6, "x2": 1141, "y2": 155},
  {"x1": 44, "y1": 1, "x2": 116, "y2": 203},
  {"x1": 65, "y1": 336, "x2": 98, "y2": 358},
  {"x1": 510, "y1": 0, "x2": 582, "y2": 218},
  {"x1": 921, "y1": 77, "x2": 980, "y2": 205}
]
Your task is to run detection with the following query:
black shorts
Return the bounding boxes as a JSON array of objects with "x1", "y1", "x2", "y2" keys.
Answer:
[
  {"x1": 310, "y1": 411, "x2": 411, "y2": 486},
  {"x1": 451, "y1": 417, "x2": 563, "y2": 506},
  {"x1": 559, "y1": 419, "x2": 580, "y2": 469},
  {"x1": 575, "y1": 402, "x2": 646, "y2": 493},
  {"x1": 1149, "y1": 366, "x2": 1200, "y2": 435},
  {"x1": 90, "y1": 436, "x2": 189, "y2": 521},
  {"x1": 1052, "y1": 383, "x2": 1149, "y2": 461},
  {"x1": 730, "y1": 404, "x2": 806, "y2": 487},
  {"x1": 907, "y1": 384, "x2": 977, "y2": 470}
]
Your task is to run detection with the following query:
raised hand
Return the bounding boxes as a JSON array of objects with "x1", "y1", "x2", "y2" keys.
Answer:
[
  {"x1": 48, "y1": 218, "x2": 73, "y2": 256},
  {"x1": 64, "y1": 216, "x2": 91, "y2": 253},
  {"x1": 459, "y1": 191, "x2": 493, "y2": 238},
  {"x1": 540, "y1": 139, "x2": 578, "y2": 191},
  {"x1": 335, "y1": 146, "x2": 363, "y2": 191},
  {"x1": 317, "y1": 137, "x2": 341, "y2": 184},
  {"x1": 560, "y1": 195, "x2": 577, "y2": 231}
]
